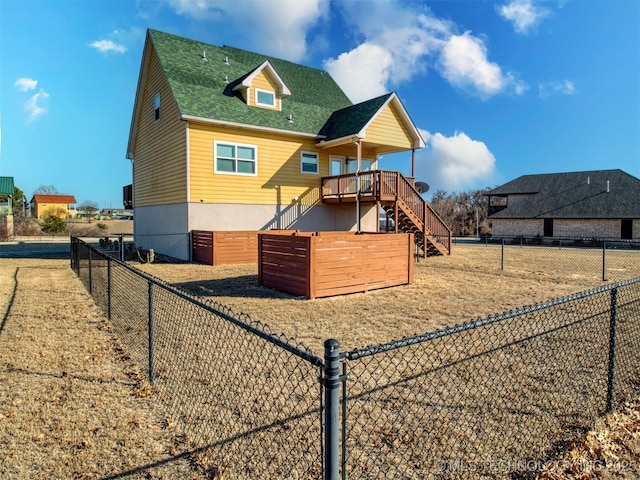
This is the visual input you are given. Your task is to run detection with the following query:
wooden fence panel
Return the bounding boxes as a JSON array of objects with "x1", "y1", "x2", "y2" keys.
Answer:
[
  {"x1": 192, "y1": 230, "x2": 298, "y2": 265},
  {"x1": 258, "y1": 232, "x2": 414, "y2": 299}
]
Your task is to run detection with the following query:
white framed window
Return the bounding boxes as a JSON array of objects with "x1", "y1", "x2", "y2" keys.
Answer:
[
  {"x1": 300, "y1": 151, "x2": 319, "y2": 174},
  {"x1": 255, "y1": 88, "x2": 276, "y2": 108},
  {"x1": 214, "y1": 141, "x2": 258, "y2": 176},
  {"x1": 153, "y1": 92, "x2": 160, "y2": 122}
]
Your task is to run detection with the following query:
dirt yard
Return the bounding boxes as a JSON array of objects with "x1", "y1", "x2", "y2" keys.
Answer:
[{"x1": 1, "y1": 244, "x2": 638, "y2": 478}]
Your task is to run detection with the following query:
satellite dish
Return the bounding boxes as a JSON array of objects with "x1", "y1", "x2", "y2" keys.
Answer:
[{"x1": 415, "y1": 181, "x2": 430, "y2": 194}]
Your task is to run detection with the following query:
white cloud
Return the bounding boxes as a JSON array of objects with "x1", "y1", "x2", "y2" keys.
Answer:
[
  {"x1": 415, "y1": 129, "x2": 497, "y2": 192},
  {"x1": 497, "y1": 0, "x2": 551, "y2": 34},
  {"x1": 438, "y1": 32, "x2": 527, "y2": 99},
  {"x1": 324, "y1": 43, "x2": 393, "y2": 103},
  {"x1": 325, "y1": 1, "x2": 524, "y2": 102},
  {"x1": 163, "y1": 0, "x2": 327, "y2": 62},
  {"x1": 539, "y1": 79, "x2": 576, "y2": 98},
  {"x1": 14, "y1": 77, "x2": 38, "y2": 92},
  {"x1": 25, "y1": 89, "x2": 50, "y2": 121},
  {"x1": 89, "y1": 39, "x2": 127, "y2": 54}
]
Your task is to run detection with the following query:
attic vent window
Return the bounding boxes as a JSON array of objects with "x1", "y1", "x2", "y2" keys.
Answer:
[{"x1": 255, "y1": 88, "x2": 275, "y2": 108}]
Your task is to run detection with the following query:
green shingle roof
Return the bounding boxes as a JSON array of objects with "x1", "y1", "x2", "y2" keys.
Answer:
[
  {"x1": 148, "y1": 29, "x2": 354, "y2": 136},
  {"x1": 486, "y1": 169, "x2": 640, "y2": 219},
  {"x1": 0, "y1": 176, "x2": 14, "y2": 196},
  {"x1": 318, "y1": 93, "x2": 393, "y2": 141}
]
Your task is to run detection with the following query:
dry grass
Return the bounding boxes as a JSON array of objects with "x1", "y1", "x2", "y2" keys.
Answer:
[
  {"x1": 0, "y1": 259, "x2": 210, "y2": 479},
  {"x1": 134, "y1": 244, "x2": 617, "y2": 354}
]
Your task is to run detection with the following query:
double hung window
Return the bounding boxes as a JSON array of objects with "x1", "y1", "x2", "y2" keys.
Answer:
[{"x1": 214, "y1": 141, "x2": 257, "y2": 175}]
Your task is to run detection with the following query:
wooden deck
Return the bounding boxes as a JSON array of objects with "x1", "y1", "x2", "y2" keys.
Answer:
[{"x1": 321, "y1": 170, "x2": 452, "y2": 256}]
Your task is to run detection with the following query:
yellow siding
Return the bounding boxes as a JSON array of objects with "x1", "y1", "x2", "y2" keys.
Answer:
[
  {"x1": 36, "y1": 203, "x2": 75, "y2": 219},
  {"x1": 189, "y1": 124, "x2": 343, "y2": 206},
  {"x1": 248, "y1": 70, "x2": 280, "y2": 110},
  {"x1": 365, "y1": 103, "x2": 413, "y2": 149},
  {"x1": 132, "y1": 45, "x2": 187, "y2": 207}
]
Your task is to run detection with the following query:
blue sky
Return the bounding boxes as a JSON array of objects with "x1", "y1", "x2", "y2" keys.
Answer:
[{"x1": 1, "y1": 0, "x2": 638, "y2": 208}]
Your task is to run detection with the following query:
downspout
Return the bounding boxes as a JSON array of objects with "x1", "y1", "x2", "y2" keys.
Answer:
[{"x1": 411, "y1": 148, "x2": 415, "y2": 179}]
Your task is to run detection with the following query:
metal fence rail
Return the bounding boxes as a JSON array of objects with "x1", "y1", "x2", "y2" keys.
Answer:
[{"x1": 70, "y1": 237, "x2": 640, "y2": 479}]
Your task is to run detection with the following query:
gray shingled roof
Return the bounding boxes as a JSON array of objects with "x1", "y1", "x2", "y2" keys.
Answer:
[
  {"x1": 148, "y1": 29, "x2": 355, "y2": 137},
  {"x1": 486, "y1": 169, "x2": 640, "y2": 219}
]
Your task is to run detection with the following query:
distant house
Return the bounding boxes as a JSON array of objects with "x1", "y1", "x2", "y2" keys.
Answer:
[
  {"x1": 126, "y1": 29, "x2": 450, "y2": 260},
  {"x1": 486, "y1": 169, "x2": 640, "y2": 240},
  {"x1": 30, "y1": 194, "x2": 77, "y2": 219}
]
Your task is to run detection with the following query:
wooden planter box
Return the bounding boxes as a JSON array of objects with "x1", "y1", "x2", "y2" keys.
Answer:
[
  {"x1": 192, "y1": 230, "x2": 298, "y2": 265},
  {"x1": 258, "y1": 231, "x2": 414, "y2": 299}
]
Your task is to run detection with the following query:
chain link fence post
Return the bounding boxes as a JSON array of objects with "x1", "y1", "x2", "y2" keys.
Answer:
[
  {"x1": 148, "y1": 279, "x2": 155, "y2": 384},
  {"x1": 606, "y1": 286, "x2": 619, "y2": 413},
  {"x1": 107, "y1": 258, "x2": 112, "y2": 320},
  {"x1": 501, "y1": 238, "x2": 505, "y2": 271},
  {"x1": 324, "y1": 339, "x2": 340, "y2": 480},
  {"x1": 602, "y1": 241, "x2": 607, "y2": 282}
]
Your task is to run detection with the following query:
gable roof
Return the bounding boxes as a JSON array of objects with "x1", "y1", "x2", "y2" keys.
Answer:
[
  {"x1": 128, "y1": 30, "x2": 424, "y2": 157},
  {"x1": 31, "y1": 194, "x2": 77, "y2": 204},
  {"x1": 0, "y1": 177, "x2": 14, "y2": 196},
  {"x1": 486, "y1": 169, "x2": 640, "y2": 219}
]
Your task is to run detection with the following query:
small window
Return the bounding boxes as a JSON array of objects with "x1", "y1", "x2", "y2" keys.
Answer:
[
  {"x1": 300, "y1": 151, "x2": 319, "y2": 174},
  {"x1": 255, "y1": 88, "x2": 276, "y2": 108},
  {"x1": 154, "y1": 93, "x2": 160, "y2": 122},
  {"x1": 214, "y1": 141, "x2": 257, "y2": 176}
]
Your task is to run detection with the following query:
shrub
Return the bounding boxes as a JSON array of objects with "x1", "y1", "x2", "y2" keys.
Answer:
[
  {"x1": 96, "y1": 222, "x2": 107, "y2": 230},
  {"x1": 41, "y1": 214, "x2": 67, "y2": 234}
]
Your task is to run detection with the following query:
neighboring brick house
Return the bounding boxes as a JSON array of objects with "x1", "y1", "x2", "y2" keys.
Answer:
[
  {"x1": 486, "y1": 169, "x2": 640, "y2": 240},
  {"x1": 30, "y1": 194, "x2": 77, "y2": 219}
]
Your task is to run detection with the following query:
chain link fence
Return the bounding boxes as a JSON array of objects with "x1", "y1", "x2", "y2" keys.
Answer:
[
  {"x1": 452, "y1": 237, "x2": 640, "y2": 282},
  {"x1": 70, "y1": 237, "x2": 640, "y2": 479},
  {"x1": 71, "y1": 238, "x2": 324, "y2": 479}
]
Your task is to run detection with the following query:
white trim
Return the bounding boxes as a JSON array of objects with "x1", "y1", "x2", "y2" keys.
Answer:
[
  {"x1": 255, "y1": 88, "x2": 276, "y2": 108},
  {"x1": 300, "y1": 151, "x2": 319, "y2": 175},
  {"x1": 233, "y1": 60, "x2": 291, "y2": 97},
  {"x1": 214, "y1": 140, "x2": 258, "y2": 176},
  {"x1": 180, "y1": 114, "x2": 323, "y2": 140}
]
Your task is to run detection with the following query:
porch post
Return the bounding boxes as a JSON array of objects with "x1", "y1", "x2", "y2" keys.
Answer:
[{"x1": 356, "y1": 140, "x2": 362, "y2": 231}]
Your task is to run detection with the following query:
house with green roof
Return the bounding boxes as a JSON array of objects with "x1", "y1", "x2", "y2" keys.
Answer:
[
  {"x1": 127, "y1": 29, "x2": 450, "y2": 260},
  {"x1": 486, "y1": 169, "x2": 640, "y2": 240}
]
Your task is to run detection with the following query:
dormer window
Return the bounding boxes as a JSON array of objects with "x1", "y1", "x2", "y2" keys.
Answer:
[{"x1": 255, "y1": 89, "x2": 275, "y2": 108}]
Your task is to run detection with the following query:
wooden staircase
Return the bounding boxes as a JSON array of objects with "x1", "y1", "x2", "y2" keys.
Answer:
[{"x1": 378, "y1": 172, "x2": 451, "y2": 257}]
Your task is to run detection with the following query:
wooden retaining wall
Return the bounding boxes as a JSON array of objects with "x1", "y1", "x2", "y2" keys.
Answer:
[
  {"x1": 192, "y1": 230, "x2": 298, "y2": 265},
  {"x1": 258, "y1": 232, "x2": 414, "y2": 299}
]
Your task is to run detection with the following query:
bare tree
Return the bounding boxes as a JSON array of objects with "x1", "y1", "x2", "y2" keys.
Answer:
[
  {"x1": 77, "y1": 200, "x2": 100, "y2": 222},
  {"x1": 34, "y1": 185, "x2": 59, "y2": 194}
]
